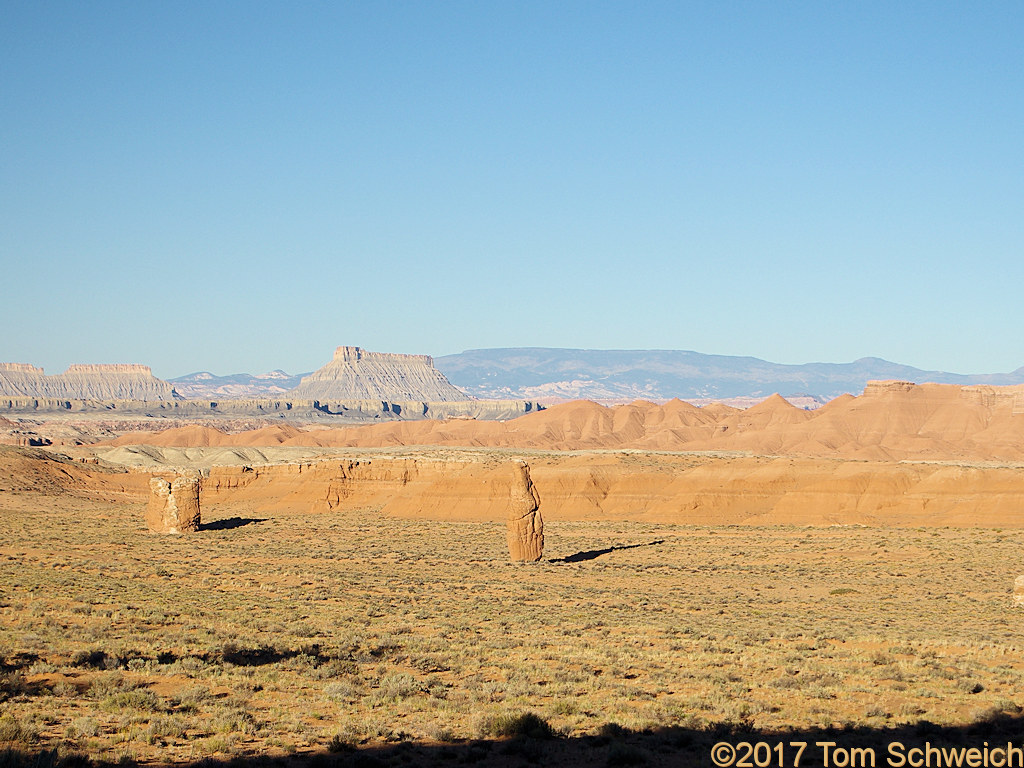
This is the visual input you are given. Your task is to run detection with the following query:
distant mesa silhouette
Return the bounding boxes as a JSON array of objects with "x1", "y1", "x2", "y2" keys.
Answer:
[{"x1": 286, "y1": 345, "x2": 468, "y2": 402}]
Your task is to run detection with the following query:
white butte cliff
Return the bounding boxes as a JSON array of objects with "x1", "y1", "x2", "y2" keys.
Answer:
[
  {"x1": 287, "y1": 346, "x2": 469, "y2": 402},
  {"x1": 0, "y1": 363, "x2": 175, "y2": 401}
]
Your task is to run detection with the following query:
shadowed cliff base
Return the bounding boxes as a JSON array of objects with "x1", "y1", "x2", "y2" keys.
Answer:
[
  {"x1": 550, "y1": 539, "x2": 666, "y2": 563},
  {"x1": 5, "y1": 714, "x2": 1024, "y2": 768}
]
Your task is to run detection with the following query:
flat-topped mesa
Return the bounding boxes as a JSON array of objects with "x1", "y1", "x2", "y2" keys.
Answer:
[
  {"x1": 65, "y1": 364, "x2": 155, "y2": 375},
  {"x1": 861, "y1": 380, "x2": 1024, "y2": 413},
  {"x1": 0, "y1": 364, "x2": 46, "y2": 398},
  {"x1": 288, "y1": 346, "x2": 468, "y2": 402},
  {"x1": 0, "y1": 361, "x2": 175, "y2": 401},
  {"x1": 960, "y1": 384, "x2": 1024, "y2": 411},
  {"x1": 0, "y1": 363, "x2": 48, "y2": 397},
  {"x1": 333, "y1": 346, "x2": 434, "y2": 366},
  {"x1": 0, "y1": 363, "x2": 45, "y2": 374},
  {"x1": 862, "y1": 380, "x2": 917, "y2": 396},
  {"x1": 50, "y1": 363, "x2": 175, "y2": 401}
]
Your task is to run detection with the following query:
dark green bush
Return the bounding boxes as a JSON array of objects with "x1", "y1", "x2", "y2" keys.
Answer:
[{"x1": 482, "y1": 711, "x2": 554, "y2": 739}]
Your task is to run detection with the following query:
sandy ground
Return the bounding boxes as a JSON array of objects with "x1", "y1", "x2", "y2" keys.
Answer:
[
  {"x1": 3, "y1": 419, "x2": 1024, "y2": 767},
  {"x1": 2, "y1": 486, "x2": 1024, "y2": 766}
]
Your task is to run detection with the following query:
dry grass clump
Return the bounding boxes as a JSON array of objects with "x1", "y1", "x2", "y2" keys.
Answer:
[{"x1": 1, "y1": 489, "x2": 1023, "y2": 764}]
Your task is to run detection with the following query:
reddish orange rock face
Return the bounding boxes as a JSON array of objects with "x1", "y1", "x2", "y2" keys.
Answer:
[{"x1": 507, "y1": 461, "x2": 543, "y2": 562}]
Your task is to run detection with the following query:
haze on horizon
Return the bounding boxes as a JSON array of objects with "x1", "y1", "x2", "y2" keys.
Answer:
[{"x1": 2, "y1": 2, "x2": 1022, "y2": 380}]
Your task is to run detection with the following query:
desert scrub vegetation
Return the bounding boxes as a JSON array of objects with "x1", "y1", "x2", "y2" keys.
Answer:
[{"x1": 1, "y1": 490, "x2": 1024, "y2": 764}]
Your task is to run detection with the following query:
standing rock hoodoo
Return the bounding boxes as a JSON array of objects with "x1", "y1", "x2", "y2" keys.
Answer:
[
  {"x1": 147, "y1": 476, "x2": 202, "y2": 533},
  {"x1": 1014, "y1": 576, "x2": 1024, "y2": 605},
  {"x1": 507, "y1": 461, "x2": 544, "y2": 562}
]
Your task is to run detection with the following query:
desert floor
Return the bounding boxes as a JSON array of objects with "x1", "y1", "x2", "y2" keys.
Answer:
[{"x1": 2, "y1": 463, "x2": 1023, "y2": 766}]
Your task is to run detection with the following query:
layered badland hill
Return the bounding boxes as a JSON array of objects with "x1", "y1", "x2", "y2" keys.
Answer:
[
  {"x1": 287, "y1": 346, "x2": 467, "y2": 401},
  {"x1": 0, "y1": 363, "x2": 175, "y2": 401},
  {"x1": 6, "y1": 380, "x2": 1024, "y2": 528},
  {"x1": 106, "y1": 381, "x2": 1024, "y2": 463}
]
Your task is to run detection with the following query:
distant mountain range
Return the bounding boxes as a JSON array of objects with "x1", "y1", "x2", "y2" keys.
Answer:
[
  {"x1": 435, "y1": 348, "x2": 1024, "y2": 403},
  {"x1": 168, "y1": 370, "x2": 306, "y2": 399},
  {"x1": 168, "y1": 348, "x2": 1024, "y2": 406}
]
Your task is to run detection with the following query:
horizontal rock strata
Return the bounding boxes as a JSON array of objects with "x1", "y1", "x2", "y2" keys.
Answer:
[
  {"x1": 195, "y1": 454, "x2": 1024, "y2": 526},
  {"x1": 7, "y1": 446, "x2": 1024, "y2": 527}
]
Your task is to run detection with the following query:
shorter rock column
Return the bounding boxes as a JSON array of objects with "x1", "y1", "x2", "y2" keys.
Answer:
[{"x1": 147, "y1": 475, "x2": 201, "y2": 533}]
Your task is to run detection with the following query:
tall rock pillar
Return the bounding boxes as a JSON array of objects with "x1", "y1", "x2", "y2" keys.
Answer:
[
  {"x1": 147, "y1": 475, "x2": 202, "y2": 534},
  {"x1": 507, "y1": 461, "x2": 543, "y2": 562}
]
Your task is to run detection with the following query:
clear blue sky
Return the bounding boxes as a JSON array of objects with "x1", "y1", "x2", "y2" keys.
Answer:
[{"x1": 3, "y1": 1, "x2": 1022, "y2": 378}]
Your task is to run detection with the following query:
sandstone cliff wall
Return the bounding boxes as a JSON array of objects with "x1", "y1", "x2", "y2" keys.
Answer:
[
  {"x1": 194, "y1": 453, "x2": 1024, "y2": 527},
  {"x1": 134, "y1": 453, "x2": 1024, "y2": 526},
  {"x1": 8, "y1": 446, "x2": 1024, "y2": 527}
]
